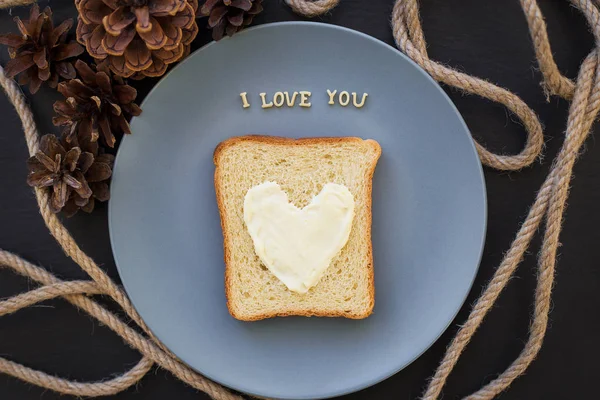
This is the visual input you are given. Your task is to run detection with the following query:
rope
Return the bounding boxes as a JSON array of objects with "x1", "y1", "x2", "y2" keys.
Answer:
[
  {"x1": 393, "y1": 1, "x2": 546, "y2": 171},
  {"x1": 0, "y1": 0, "x2": 598, "y2": 399},
  {"x1": 0, "y1": 355, "x2": 154, "y2": 397},
  {"x1": 284, "y1": 0, "x2": 339, "y2": 17},
  {"x1": 0, "y1": 0, "x2": 35, "y2": 8}
]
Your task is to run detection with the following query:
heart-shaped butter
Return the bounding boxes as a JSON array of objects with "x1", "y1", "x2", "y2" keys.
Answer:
[{"x1": 243, "y1": 182, "x2": 355, "y2": 293}]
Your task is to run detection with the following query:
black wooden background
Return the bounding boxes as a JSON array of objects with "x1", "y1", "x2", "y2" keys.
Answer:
[{"x1": 0, "y1": 1, "x2": 597, "y2": 399}]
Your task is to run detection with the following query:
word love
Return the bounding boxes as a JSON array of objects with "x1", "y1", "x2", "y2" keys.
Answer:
[{"x1": 239, "y1": 90, "x2": 369, "y2": 109}]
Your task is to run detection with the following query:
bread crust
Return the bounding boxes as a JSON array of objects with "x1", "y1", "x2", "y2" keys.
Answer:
[{"x1": 213, "y1": 135, "x2": 382, "y2": 321}]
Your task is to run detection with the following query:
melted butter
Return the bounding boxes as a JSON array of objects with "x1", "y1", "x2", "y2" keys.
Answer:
[{"x1": 243, "y1": 182, "x2": 355, "y2": 293}]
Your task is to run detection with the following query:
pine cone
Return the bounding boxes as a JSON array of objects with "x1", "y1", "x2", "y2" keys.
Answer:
[
  {"x1": 26, "y1": 133, "x2": 114, "y2": 216},
  {"x1": 75, "y1": 0, "x2": 199, "y2": 79},
  {"x1": 0, "y1": 5, "x2": 84, "y2": 94},
  {"x1": 52, "y1": 60, "x2": 142, "y2": 148},
  {"x1": 201, "y1": 0, "x2": 263, "y2": 41}
]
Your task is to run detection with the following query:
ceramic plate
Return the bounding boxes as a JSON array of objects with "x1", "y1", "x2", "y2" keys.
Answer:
[{"x1": 109, "y1": 22, "x2": 486, "y2": 399}]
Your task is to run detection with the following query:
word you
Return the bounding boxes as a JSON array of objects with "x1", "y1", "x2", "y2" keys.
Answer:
[{"x1": 239, "y1": 90, "x2": 368, "y2": 109}]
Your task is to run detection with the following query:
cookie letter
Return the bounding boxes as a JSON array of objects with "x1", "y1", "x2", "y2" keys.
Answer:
[
  {"x1": 339, "y1": 91, "x2": 350, "y2": 106},
  {"x1": 260, "y1": 92, "x2": 273, "y2": 109},
  {"x1": 327, "y1": 89, "x2": 337, "y2": 105},
  {"x1": 352, "y1": 92, "x2": 368, "y2": 108},
  {"x1": 299, "y1": 91, "x2": 312, "y2": 108},
  {"x1": 273, "y1": 91, "x2": 285, "y2": 107},
  {"x1": 239, "y1": 92, "x2": 250, "y2": 108},
  {"x1": 285, "y1": 91, "x2": 298, "y2": 107}
]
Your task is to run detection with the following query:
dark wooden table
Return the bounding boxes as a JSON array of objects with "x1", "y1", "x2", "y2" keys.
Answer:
[{"x1": 1, "y1": 1, "x2": 597, "y2": 399}]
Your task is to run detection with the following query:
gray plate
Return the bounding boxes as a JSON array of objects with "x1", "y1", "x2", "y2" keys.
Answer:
[{"x1": 109, "y1": 22, "x2": 486, "y2": 400}]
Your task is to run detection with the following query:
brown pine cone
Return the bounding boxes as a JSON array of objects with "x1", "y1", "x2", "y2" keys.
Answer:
[
  {"x1": 52, "y1": 60, "x2": 142, "y2": 148},
  {"x1": 75, "y1": 0, "x2": 199, "y2": 79},
  {"x1": 26, "y1": 133, "x2": 114, "y2": 216},
  {"x1": 0, "y1": 5, "x2": 84, "y2": 94},
  {"x1": 201, "y1": 0, "x2": 263, "y2": 41}
]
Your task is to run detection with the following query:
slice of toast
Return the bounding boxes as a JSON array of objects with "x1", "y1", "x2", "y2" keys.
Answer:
[{"x1": 213, "y1": 136, "x2": 381, "y2": 321}]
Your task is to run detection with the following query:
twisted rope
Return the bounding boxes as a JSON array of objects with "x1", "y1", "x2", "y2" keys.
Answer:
[
  {"x1": 0, "y1": 0, "x2": 598, "y2": 399},
  {"x1": 284, "y1": 0, "x2": 339, "y2": 17},
  {"x1": 0, "y1": 0, "x2": 35, "y2": 8},
  {"x1": 393, "y1": 0, "x2": 600, "y2": 398}
]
